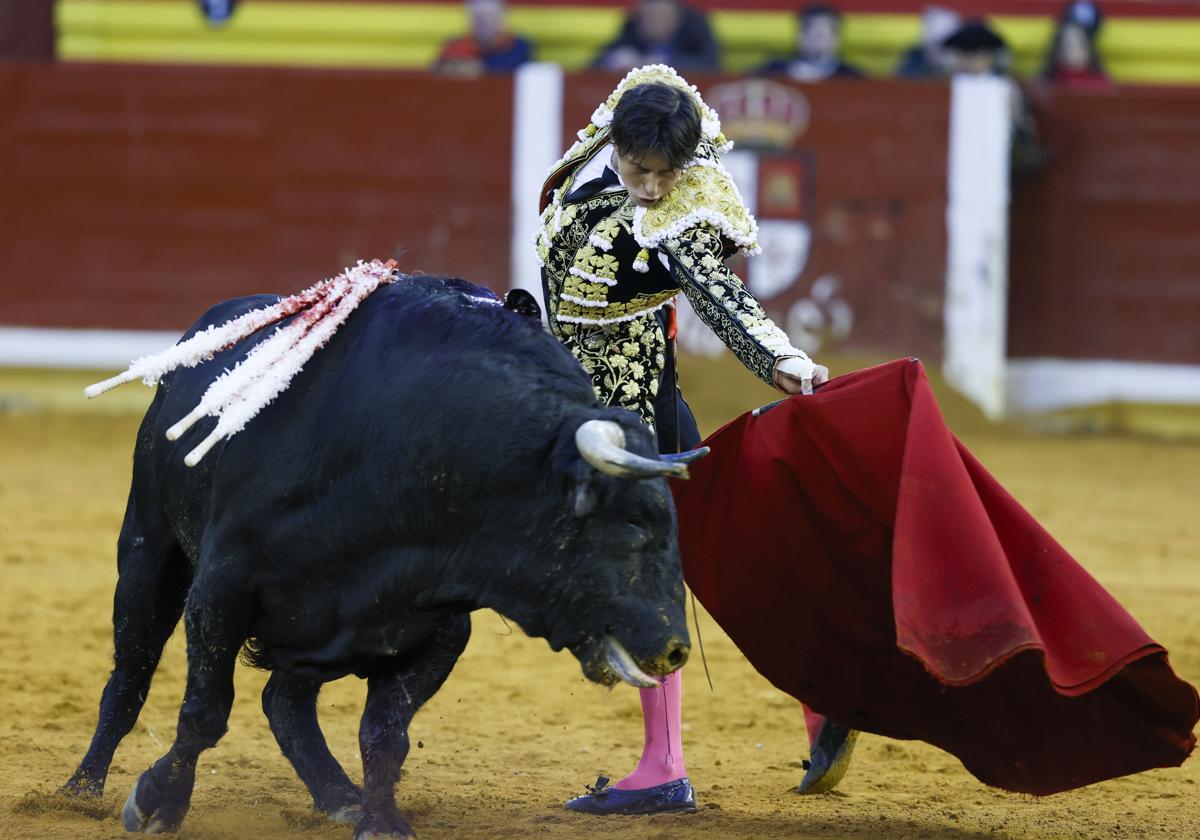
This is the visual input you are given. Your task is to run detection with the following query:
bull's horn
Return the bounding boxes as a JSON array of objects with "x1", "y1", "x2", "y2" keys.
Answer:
[
  {"x1": 660, "y1": 447, "x2": 710, "y2": 466},
  {"x1": 575, "y1": 419, "x2": 698, "y2": 480},
  {"x1": 603, "y1": 636, "x2": 659, "y2": 688}
]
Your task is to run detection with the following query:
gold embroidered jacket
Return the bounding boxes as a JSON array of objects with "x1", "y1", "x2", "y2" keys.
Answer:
[{"x1": 534, "y1": 65, "x2": 809, "y2": 432}]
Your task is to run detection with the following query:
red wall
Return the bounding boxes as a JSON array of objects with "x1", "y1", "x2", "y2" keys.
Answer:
[
  {"x1": 0, "y1": 62, "x2": 512, "y2": 330},
  {"x1": 3, "y1": 62, "x2": 1197, "y2": 366},
  {"x1": 2, "y1": 63, "x2": 953, "y2": 361},
  {"x1": 1009, "y1": 85, "x2": 1200, "y2": 364}
]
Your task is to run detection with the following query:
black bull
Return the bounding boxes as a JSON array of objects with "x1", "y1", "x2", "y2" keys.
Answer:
[{"x1": 62, "y1": 276, "x2": 703, "y2": 838}]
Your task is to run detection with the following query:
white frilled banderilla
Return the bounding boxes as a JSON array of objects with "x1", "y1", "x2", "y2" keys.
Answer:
[{"x1": 85, "y1": 259, "x2": 398, "y2": 467}]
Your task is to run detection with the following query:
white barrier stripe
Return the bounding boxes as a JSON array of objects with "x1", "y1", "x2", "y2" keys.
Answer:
[
  {"x1": 0, "y1": 327, "x2": 184, "y2": 369},
  {"x1": 1006, "y1": 358, "x2": 1200, "y2": 413}
]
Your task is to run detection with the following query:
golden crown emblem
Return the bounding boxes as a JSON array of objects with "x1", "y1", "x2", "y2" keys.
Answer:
[{"x1": 704, "y1": 79, "x2": 810, "y2": 151}]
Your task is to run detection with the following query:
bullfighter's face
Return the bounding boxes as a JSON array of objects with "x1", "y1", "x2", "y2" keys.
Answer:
[{"x1": 612, "y1": 148, "x2": 682, "y2": 208}]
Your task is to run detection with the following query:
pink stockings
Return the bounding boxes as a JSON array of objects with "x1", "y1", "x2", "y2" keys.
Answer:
[
  {"x1": 607, "y1": 671, "x2": 827, "y2": 791},
  {"x1": 612, "y1": 670, "x2": 688, "y2": 790},
  {"x1": 803, "y1": 705, "x2": 827, "y2": 748}
]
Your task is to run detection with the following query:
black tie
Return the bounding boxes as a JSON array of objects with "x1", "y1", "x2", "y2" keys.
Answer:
[{"x1": 565, "y1": 166, "x2": 620, "y2": 204}]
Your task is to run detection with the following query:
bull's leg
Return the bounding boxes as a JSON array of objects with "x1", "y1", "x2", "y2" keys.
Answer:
[
  {"x1": 121, "y1": 573, "x2": 251, "y2": 834},
  {"x1": 354, "y1": 614, "x2": 470, "y2": 840},
  {"x1": 262, "y1": 672, "x2": 361, "y2": 822},
  {"x1": 63, "y1": 497, "x2": 191, "y2": 798}
]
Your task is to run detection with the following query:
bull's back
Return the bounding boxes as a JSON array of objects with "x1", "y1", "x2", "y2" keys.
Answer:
[{"x1": 133, "y1": 278, "x2": 589, "y2": 562}]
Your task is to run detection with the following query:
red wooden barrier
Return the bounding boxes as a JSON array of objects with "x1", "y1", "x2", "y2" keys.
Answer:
[
  {"x1": 1, "y1": 62, "x2": 512, "y2": 330},
  {"x1": 2, "y1": 62, "x2": 1197, "y2": 368},
  {"x1": 1009, "y1": 84, "x2": 1200, "y2": 365}
]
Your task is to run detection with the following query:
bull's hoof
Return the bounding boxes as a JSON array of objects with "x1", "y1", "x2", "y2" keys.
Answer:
[
  {"x1": 327, "y1": 804, "x2": 361, "y2": 825},
  {"x1": 316, "y1": 783, "x2": 362, "y2": 824},
  {"x1": 353, "y1": 808, "x2": 416, "y2": 840},
  {"x1": 795, "y1": 722, "x2": 859, "y2": 795},
  {"x1": 60, "y1": 773, "x2": 105, "y2": 799},
  {"x1": 121, "y1": 774, "x2": 187, "y2": 834},
  {"x1": 122, "y1": 785, "x2": 152, "y2": 832}
]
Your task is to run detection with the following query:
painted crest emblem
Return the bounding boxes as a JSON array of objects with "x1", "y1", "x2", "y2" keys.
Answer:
[{"x1": 707, "y1": 80, "x2": 814, "y2": 304}]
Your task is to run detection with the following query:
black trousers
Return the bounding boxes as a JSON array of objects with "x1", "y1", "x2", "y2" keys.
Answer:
[{"x1": 653, "y1": 309, "x2": 701, "y2": 455}]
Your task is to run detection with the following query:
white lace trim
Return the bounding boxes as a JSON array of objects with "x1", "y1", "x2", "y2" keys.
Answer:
[
  {"x1": 557, "y1": 299, "x2": 671, "y2": 326},
  {"x1": 561, "y1": 293, "x2": 609, "y2": 308},
  {"x1": 633, "y1": 204, "x2": 762, "y2": 255},
  {"x1": 568, "y1": 266, "x2": 618, "y2": 287}
]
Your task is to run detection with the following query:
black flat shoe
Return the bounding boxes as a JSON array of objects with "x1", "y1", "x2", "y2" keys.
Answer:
[{"x1": 564, "y1": 776, "x2": 697, "y2": 815}]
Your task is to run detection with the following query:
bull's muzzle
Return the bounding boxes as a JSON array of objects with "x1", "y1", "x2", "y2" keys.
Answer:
[
  {"x1": 575, "y1": 420, "x2": 708, "y2": 480},
  {"x1": 602, "y1": 636, "x2": 689, "y2": 687}
]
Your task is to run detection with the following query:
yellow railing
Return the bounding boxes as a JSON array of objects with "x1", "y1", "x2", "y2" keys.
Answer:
[{"x1": 57, "y1": 0, "x2": 1200, "y2": 84}]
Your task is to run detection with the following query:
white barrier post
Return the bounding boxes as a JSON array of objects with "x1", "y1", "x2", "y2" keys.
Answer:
[
  {"x1": 510, "y1": 62, "x2": 564, "y2": 312},
  {"x1": 943, "y1": 74, "x2": 1012, "y2": 420}
]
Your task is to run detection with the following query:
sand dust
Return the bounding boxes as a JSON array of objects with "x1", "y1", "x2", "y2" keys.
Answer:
[{"x1": 1, "y1": 360, "x2": 1197, "y2": 839}]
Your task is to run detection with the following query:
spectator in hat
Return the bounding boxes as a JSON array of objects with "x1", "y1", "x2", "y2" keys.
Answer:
[
  {"x1": 433, "y1": 0, "x2": 533, "y2": 75},
  {"x1": 592, "y1": 0, "x2": 720, "y2": 72},
  {"x1": 758, "y1": 4, "x2": 864, "y2": 81},
  {"x1": 1041, "y1": 2, "x2": 1109, "y2": 87},
  {"x1": 942, "y1": 19, "x2": 1010, "y2": 77},
  {"x1": 895, "y1": 5, "x2": 961, "y2": 79},
  {"x1": 943, "y1": 20, "x2": 1042, "y2": 175}
]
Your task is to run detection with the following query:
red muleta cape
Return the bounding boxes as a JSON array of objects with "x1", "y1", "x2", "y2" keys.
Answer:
[{"x1": 671, "y1": 358, "x2": 1198, "y2": 795}]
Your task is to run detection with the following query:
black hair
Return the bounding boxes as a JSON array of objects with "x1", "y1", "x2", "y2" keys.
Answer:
[
  {"x1": 800, "y1": 4, "x2": 841, "y2": 27},
  {"x1": 610, "y1": 83, "x2": 702, "y2": 171}
]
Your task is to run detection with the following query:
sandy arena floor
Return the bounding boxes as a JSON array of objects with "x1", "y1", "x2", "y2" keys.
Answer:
[{"x1": 1, "y1": 358, "x2": 1197, "y2": 840}]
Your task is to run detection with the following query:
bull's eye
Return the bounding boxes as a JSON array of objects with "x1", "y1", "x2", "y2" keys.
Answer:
[
  {"x1": 625, "y1": 508, "x2": 654, "y2": 529},
  {"x1": 624, "y1": 517, "x2": 654, "y2": 550}
]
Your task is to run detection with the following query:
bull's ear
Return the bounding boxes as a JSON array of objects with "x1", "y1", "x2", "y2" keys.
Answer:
[
  {"x1": 504, "y1": 289, "x2": 542, "y2": 320},
  {"x1": 573, "y1": 483, "x2": 597, "y2": 517},
  {"x1": 568, "y1": 457, "x2": 599, "y2": 517}
]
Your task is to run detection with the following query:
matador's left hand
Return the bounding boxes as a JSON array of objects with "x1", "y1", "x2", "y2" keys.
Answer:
[{"x1": 774, "y1": 357, "x2": 830, "y2": 395}]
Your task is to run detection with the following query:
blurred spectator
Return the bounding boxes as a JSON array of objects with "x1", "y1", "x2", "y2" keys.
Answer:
[
  {"x1": 592, "y1": 0, "x2": 719, "y2": 72},
  {"x1": 1041, "y1": 2, "x2": 1109, "y2": 87},
  {"x1": 0, "y1": 0, "x2": 55, "y2": 59},
  {"x1": 758, "y1": 4, "x2": 864, "y2": 81},
  {"x1": 1059, "y1": 0, "x2": 1104, "y2": 38},
  {"x1": 943, "y1": 21, "x2": 1042, "y2": 174},
  {"x1": 433, "y1": 0, "x2": 533, "y2": 76},
  {"x1": 942, "y1": 19, "x2": 1009, "y2": 77},
  {"x1": 895, "y1": 6, "x2": 961, "y2": 79},
  {"x1": 198, "y1": 0, "x2": 240, "y2": 27}
]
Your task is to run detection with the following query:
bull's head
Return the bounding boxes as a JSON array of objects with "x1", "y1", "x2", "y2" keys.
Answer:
[{"x1": 534, "y1": 416, "x2": 707, "y2": 689}]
